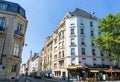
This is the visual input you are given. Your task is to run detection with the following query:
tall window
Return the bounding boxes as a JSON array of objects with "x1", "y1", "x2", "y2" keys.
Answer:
[
  {"x1": 81, "y1": 29, "x2": 84, "y2": 34},
  {"x1": 92, "y1": 49, "x2": 96, "y2": 56},
  {"x1": 90, "y1": 21, "x2": 93, "y2": 27},
  {"x1": 90, "y1": 30, "x2": 94, "y2": 36},
  {"x1": 54, "y1": 63, "x2": 57, "y2": 69},
  {"x1": 59, "y1": 52, "x2": 61, "y2": 58},
  {"x1": 100, "y1": 50, "x2": 104, "y2": 56},
  {"x1": 17, "y1": 23, "x2": 23, "y2": 33},
  {"x1": 81, "y1": 48, "x2": 85, "y2": 55},
  {"x1": 91, "y1": 40, "x2": 95, "y2": 46},
  {"x1": 0, "y1": 17, "x2": 5, "y2": 30},
  {"x1": 11, "y1": 64, "x2": 17, "y2": 72},
  {"x1": 19, "y1": 8, "x2": 25, "y2": 17},
  {"x1": 0, "y1": 3, "x2": 8, "y2": 10},
  {"x1": 13, "y1": 43, "x2": 20, "y2": 56},
  {"x1": 62, "y1": 41, "x2": 64, "y2": 48},
  {"x1": 93, "y1": 58, "x2": 96, "y2": 66},
  {"x1": 81, "y1": 38, "x2": 85, "y2": 45},
  {"x1": 71, "y1": 38, "x2": 75, "y2": 45},
  {"x1": 62, "y1": 51, "x2": 64, "y2": 57},
  {"x1": 71, "y1": 58, "x2": 75, "y2": 66},
  {"x1": 59, "y1": 33, "x2": 61, "y2": 40},
  {"x1": 71, "y1": 29, "x2": 74, "y2": 35},
  {"x1": 71, "y1": 48, "x2": 75, "y2": 55},
  {"x1": 61, "y1": 31, "x2": 64, "y2": 39}
]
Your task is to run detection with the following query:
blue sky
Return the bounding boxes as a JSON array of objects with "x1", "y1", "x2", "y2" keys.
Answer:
[{"x1": 7, "y1": 0, "x2": 120, "y2": 64}]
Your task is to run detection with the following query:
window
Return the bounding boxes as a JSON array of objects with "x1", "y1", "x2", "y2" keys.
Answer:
[
  {"x1": 71, "y1": 29, "x2": 74, "y2": 35},
  {"x1": 59, "y1": 42, "x2": 62, "y2": 49},
  {"x1": 81, "y1": 38, "x2": 85, "y2": 45},
  {"x1": 81, "y1": 29, "x2": 84, "y2": 34},
  {"x1": 71, "y1": 58, "x2": 75, "y2": 66},
  {"x1": 90, "y1": 30, "x2": 94, "y2": 36},
  {"x1": 0, "y1": 17, "x2": 5, "y2": 30},
  {"x1": 54, "y1": 63, "x2": 57, "y2": 69},
  {"x1": 70, "y1": 23, "x2": 75, "y2": 26},
  {"x1": 71, "y1": 38, "x2": 75, "y2": 45},
  {"x1": 81, "y1": 48, "x2": 85, "y2": 55},
  {"x1": 59, "y1": 33, "x2": 61, "y2": 40},
  {"x1": 90, "y1": 21, "x2": 93, "y2": 27},
  {"x1": 108, "y1": 52, "x2": 112, "y2": 57},
  {"x1": 0, "y1": 3, "x2": 8, "y2": 10},
  {"x1": 62, "y1": 51, "x2": 64, "y2": 57},
  {"x1": 93, "y1": 58, "x2": 96, "y2": 66},
  {"x1": 92, "y1": 49, "x2": 96, "y2": 55},
  {"x1": 17, "y1": 23, "x2": 23, "y2": 33},
  {"x1": 61, "y1": 31, "x2": 64, "y2": 39},
  {"x1": 100, "y1": 50, "x2": 104, "y2": 56},
  {"x1": 54, "y1": 38, "x2": 57, "y2": 44},
  {"x1": 62, "y1": 41, "x2": 64, "y2": 48},
  {"x1": 11, "y1": 64, "x2": 17, "y2": 72},
  {"x1": 19, "y1": 8, "x2": 25, "y2": 17},
  {"x1": 13, "y1": 43, "x2": 20, "y2": 56},
  {"x1": 54, "y1": 55, "x2": 57, "y2": 59},
  {"x1": 80, "y1": 19, "x2": 84, "y2": 25},
  {"x1": 98, "y1": 31, "x2": 101, "y2": 36},
  {"x1": 91, "y1": 40, "x2": 95, "y2": 46},
  {"x1": 71, "y1": 48, "x2": 75, "y2": 55},
  {"x1": 59, "y1": 52, "x2": 61, "y2": 58},
  {"x1": 54, "y1": 46, "x2": 57, "y2": 52}
]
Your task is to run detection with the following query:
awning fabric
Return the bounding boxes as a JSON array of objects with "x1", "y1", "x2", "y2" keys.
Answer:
[{"x1": 90, "y1": 70, "x2": 99, "y2": 72}]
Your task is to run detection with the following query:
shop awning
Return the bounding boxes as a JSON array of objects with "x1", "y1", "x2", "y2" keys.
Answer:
[
  {"x1": 90, "y1": 70, "x2": 99, "y2": 72},
  {"x1": 67, "y1": 66, "x2": 83, "y2": 70},
  {"x1": 103, "y1": 70, "x2": 120, "y2": 72},
  {"x1": 67, "y1": 66, "x2": 77, "y2": 70}
]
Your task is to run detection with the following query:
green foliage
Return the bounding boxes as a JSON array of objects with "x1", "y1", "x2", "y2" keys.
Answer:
[{"x1": 95, "y1": 13, "x2": 120, "y2": 65}]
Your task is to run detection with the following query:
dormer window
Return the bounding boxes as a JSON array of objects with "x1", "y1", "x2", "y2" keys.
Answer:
[
  {"x1": 0, "y1": 3, "x2": 8, "y2": 10},
  {"x1": 19, "y1": 8, "x2": 25, "y2": 17}
]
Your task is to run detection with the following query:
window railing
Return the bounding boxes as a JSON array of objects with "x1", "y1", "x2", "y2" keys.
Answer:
[
  {"x1": 0, "y1": 27, "x2": 5, "y2": 32},
  {"x1": 15, "y1": 30, "x2": 24, "y2": 37}
]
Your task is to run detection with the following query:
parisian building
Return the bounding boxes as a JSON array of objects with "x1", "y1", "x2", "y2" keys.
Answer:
[
  {"x1": 41, "y1": 8, "x2": 114, "y2": 79},
  {"x1": 0, "y1": 0, "x2": 28, "y2": 80}
]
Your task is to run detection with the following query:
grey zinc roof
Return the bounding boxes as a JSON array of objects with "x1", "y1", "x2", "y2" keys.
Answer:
[
  {"x1": 70, "y1": 8, "x2": 98, "y2": 20},
  {"x1": 0, "y1": 0, "x2": 26, "y2": 18}
]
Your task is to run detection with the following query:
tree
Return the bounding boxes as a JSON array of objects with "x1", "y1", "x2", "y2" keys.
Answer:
[{"x1": 95, "y1": 13, "x2": 120, "y2": 66}]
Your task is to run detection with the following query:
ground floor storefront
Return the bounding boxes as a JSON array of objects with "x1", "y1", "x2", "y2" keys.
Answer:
[{"x1": 67, "y1": 66, "x2": 120, "y2": 81}]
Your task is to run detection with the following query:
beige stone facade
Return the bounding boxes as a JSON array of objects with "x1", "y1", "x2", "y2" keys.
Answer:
[
  {"x1": 41, "y1": 20, "x2": 66, "y2": 78},
  {"x1": 0, "y1": 10, "x2": 28, "y2": 79}
]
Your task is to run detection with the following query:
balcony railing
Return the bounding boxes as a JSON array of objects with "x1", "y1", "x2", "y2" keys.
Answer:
[
  {"x1": 0, "y1": 27, "x2": 5, "y2": 32},
  {"x1": 15, "y1": 30, "x2": 24, "y2": 37}
]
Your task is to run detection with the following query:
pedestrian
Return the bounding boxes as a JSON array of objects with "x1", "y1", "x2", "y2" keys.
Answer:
[{"x1": 103, "y1": 74, "x2": 106, "y2": 81}]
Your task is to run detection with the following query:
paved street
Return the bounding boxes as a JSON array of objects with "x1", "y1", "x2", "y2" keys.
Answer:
[{"x1": 0, "y1": 76, "x2": 120, "y2": 82}]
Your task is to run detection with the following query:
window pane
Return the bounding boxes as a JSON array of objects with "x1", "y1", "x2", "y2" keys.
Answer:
[
  {"x1": 71, "y1": 29, "x2": 74, "y2": 35},
  {"x1": 71, "y1": 48, "x2": 75, "y2": 55}
]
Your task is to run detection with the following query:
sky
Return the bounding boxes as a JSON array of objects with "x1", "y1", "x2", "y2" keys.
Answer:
[{"x1": 7, "y1": 0, "x2": 120, "y2": 64}]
